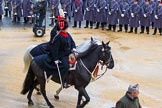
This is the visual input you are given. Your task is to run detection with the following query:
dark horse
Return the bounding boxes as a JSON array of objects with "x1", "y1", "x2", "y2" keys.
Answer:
[{"x1": 21, "y1": 40, "x2": 114, "y2": 108}]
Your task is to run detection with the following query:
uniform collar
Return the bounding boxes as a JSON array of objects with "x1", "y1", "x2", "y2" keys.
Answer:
[{"x1": 59, "y1": 31, "x2": 68, "y2": 38}]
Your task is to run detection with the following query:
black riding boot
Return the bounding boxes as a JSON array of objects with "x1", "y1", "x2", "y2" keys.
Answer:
[
  {"x1": 117, "y1": 24, "x2": 122, "y2": 32},
  {"x1": 0, "y1": 15, "x2": 2, "y2": 20},
  {"x1": 140, "y1": 26, "x2": 144, "y2": 34},
  {"x1": 135, "y1": 27, "x2": 138, "y2": 34},
  {"x1": 95, "y1": 22, "x2": 99, "y2": 29},
  {"x1": 84, "y1": 20, "x2": 89, "y2": 28},
  {"x1": 124, "y1": 24, "x2": 128, "y2": 32},
  {"x1": 128, "y1": 27, "x2": 133, "y2": 33},
  {"x1": 72, "y1": 21, "x2": 77, "y2": 28},
  {"x1": 152, "y1": 28, "x2": 157, "y2": 35},
  {"x1": 146, "y1": 26, "x2": 149, "y2": 34}
]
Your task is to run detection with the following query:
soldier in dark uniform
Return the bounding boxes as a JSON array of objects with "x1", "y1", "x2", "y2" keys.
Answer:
[
  {"x1": 22, "y1": 0, "x2": 32, "y2": 23},
  {"x1": 72, "y1": 0, "x2": 83, "y2": 28},
  {"x1": 0, "y1": 0, "x2": 3, "y2": 20},
  {"x1": 65, "y1": 0, "x2": 72, "y2": 22},
  {"x1": 84, "y1": 0, "x2": 95, "y2": 29},
  {"x1": 34, "y1": 0, "x2": 47, "y2": 27},
  {"x1": 152, "y1": 0, "x2": 162, "y2": 36},
  {"x1": 140, "y1": 0, "x2": 152, "y2": 34},
  {"x1": 116, "y1": 84, "x2": 142, "y2": 108},
  {"x1": 128, "y1": 0, "x2": 140, "y2": 34},
  {"x1": 107, "y1": 0, "x2": 119, "y2": 32},
  {"x1": 12, "y1": 0, "x2": 22, "y2": 22},
  {"x1": 4, "y1": 0, "x2": 12, "y2": 17},
  {"x1": 150, "y1": 0, "x2": 157, "y2": 28},
  {"x1": 49, "y1": 0, "x2": 59, "y2": 26},
  {"x1": 94, "y1": 0, "x2": 106, "y2": 30},
  {"x1": 118, "y1": 0, "x2": 129, "y2": 32}
]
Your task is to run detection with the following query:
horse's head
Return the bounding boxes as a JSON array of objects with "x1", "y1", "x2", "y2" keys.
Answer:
[{"x1": 99, "y1": 41, "x2": 114, "y2": 69}]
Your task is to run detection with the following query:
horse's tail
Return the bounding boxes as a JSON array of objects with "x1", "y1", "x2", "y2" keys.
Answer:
[
  {"x1": 21, "y1": 64, "x2": 35, "y2": 95},
  {"x1": 23, "y1": 45, "x2": 36, "y2": 73}
]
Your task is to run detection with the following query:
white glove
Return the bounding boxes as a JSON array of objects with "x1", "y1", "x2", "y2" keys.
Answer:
[
  {"x1": 97, "y1": 9, "x2": 100, "y2": 12},
  {"x1": 86, "y1": 8, "x2": 89, "y2": 11},
  {"x1": 155, "y1": 15, "x2": 158, "y2": 19},
  {"x1": 131, "y1": 13, "x2": 134, "y2": 17},
  {"x1": 144, "y1": 14, "x2": 147, "y2": 17},
  {"x1": 109, "y1": 12, "x2": 111, "y2": 15},
  {"x1": 121, "y1": 14, "x2": 124, "y2": 17},
  {"x1": 75, "y1": 9, "x2": 78, "y2": 12},
  {"x1": 94, "y1": 4, "x2": 96, "y2": 7},
  {"x1": 54, "y1": 60, "x2": 60, "y2": 64},
  {"x1": 105, "y1": 6, "x2": 108, "y2": 9}
]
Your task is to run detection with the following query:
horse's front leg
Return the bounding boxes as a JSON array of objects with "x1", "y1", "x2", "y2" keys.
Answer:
[
  {"x1": 76, "y1": 87, "x2": 90, "y2": 108},
  {"x1": 54, "y1": 86, "x2": 63, "y2": 100},
  {"x1": 39, "y1": 78, "x2": 55, "y2": 108}
]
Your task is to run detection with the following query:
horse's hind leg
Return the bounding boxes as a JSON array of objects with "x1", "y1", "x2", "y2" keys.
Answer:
[
  {"x1": 27, "y1": 80, "x2": 38, "y2": 106},
  {"x1": 76, "y1": 87, "x2": 90, "y2": 108},
  {"x1": 38, "y1": 78, "x2": 55, "y2": 108}
]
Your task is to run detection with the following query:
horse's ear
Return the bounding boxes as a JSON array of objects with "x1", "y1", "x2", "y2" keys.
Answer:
[
  {"x1": 91, "y1": 37, "x2": 93, "y2": 42},
  {"x1": 106, "y1": 41, "x2": 110, "y2": 46},
  {"x1": 102, "y1": 41, "x2": 105, "y2": 47}
]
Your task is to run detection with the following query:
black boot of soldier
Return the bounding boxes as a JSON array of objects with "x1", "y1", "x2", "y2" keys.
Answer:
[
  {"x1": 135, "y1": 27, "x2": 138, "y2": 34},
  {"x1": 79, "y1": 21, "x2": 81, "y2": 28},
  {"x1": 24, "y1": 17, "x2": 28, "y2": 23},
  {"x1": 107, "y1": 24, "x2": 112, "y2": 31},
  {"x1": 113, "y1": 25, "x2": 116, "y2": 32},
  {"x1": 0, "y1": 15, "x2": 2, "y2": 20},
  {"x1": 117, "y1": 24, "x2": 122, "y2": 32},
  {"x1": 49, "y1": 19, "x2": 54, "y2": 26},
  {"x1": 5, "y1": 10, "x2": 8, "y2": 17},
  {"x1": 84, "y1": 20, "x2": 89, "y2": 28},
  {"x1": 90, "y1": 21, "x2": 93, "y2": 29},
  {"x1": 124, "y1": 24, "x2": 128, "y2": 32},
  {"x1": 152, "y1": 28, "x2": 157, "y2": 35},
  {"x1": 128, "y1": 27, "x2": 133, "y2": 33},
  {"x1": 101, "y1": 22, "x2": 105, "y2": 30},
  {"x1": 12, "y1": 17, "x2": 16, "y2": 23},
  {"x1": 9, "y1": 11, "x2": 11, "y2": 18},
  {"x1": 146, "y1": 26, "x2": 149, "y2": 34},
  {"x1": 17, "y1": 17, "x2": 20, "y2": 23},
  {"x1": 72, "y1": 21, "x2": 77, "y2": 28},
  {"x1": 140, "y1": 26, "x2": 144, "y2": 34},
  {"x1": 95, "y1": 22, "x2": 99, "y2": 29}
]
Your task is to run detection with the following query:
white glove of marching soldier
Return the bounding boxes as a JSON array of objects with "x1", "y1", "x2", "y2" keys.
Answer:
[
  {"x1": 86, "y1": 8, "x2": 89, "y2": 11},
  {"x1": 109, "y1": 12, "x2": 111, "y2": 15},
  {"x1": 75, "y1": 9, "x2": 78, "y2": 12},
  {"x1": 131, "y1": 13, "x2": 134, "y2": 17},
  {"x1": 97, "y1": 9, "x2": 100, "y2": 12},
  {"x1": 105, "y1": 6, "x2": 107, "y2": 9},
  {"x1": 121, "y1": 14, "x2": 124, "y2": 17},
  {"x1": 155, "y1": 15, "x2": 158, "y2": 19},
  {"x1": 94, "y1": 4, "x2": 96, "y2": 7},
  {"x1": 143, "y1": 14, "x2": 147, "y2": 17}
]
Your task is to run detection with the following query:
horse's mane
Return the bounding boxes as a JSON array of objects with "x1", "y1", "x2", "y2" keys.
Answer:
[{"x1": 78, "y1": 44, "x2": 100, "y2": 58}]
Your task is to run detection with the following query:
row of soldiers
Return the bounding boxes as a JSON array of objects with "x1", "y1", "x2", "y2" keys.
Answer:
[{"x1": 0, "y1": 0, "x2": 162, "y2": 35}]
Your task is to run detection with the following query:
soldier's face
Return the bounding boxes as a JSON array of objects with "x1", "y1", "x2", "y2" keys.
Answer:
[{"x1": 132, "y1": 90, "x2": 139, "y2": 98}]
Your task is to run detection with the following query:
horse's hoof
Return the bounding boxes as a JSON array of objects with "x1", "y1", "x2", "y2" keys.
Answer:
[
  {"x1": 54, "y1": 95, "x2": 59, "y2": 100},
  {"x1": 49, "y1": 105, "x2": 55, "y2": 108},
  {"x1": 28, "y1": 100, "x2": 34, "y2": 106},
  {"x1": 36, "y1": 91, "x2": 41, "y2": 95},
  {"x1": 76, "y1": 105, "x2": 82, "y2": 108}
]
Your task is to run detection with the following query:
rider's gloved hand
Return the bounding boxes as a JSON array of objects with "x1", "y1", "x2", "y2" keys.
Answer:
[{"x1": 54, "y1": 60, "x2": 60, "y2": 64}]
